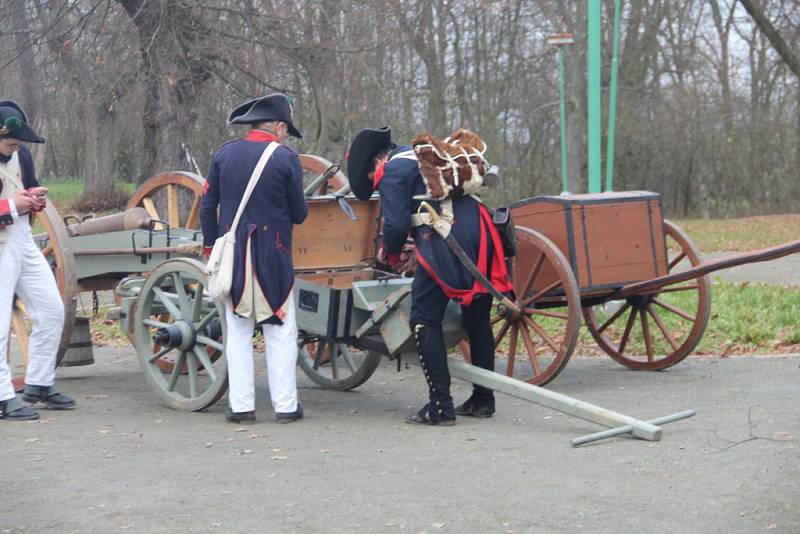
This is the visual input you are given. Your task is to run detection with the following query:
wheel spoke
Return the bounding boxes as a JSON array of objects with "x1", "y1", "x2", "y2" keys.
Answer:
[
  {"x1": 524, "y1": 316, "x2": 560, "y2": 354},
  {"x1": 524, "y1": 308, "x2": 569, "y2": 320},
  {"x1": 185, "y1": 194, "x2": 201, "y2": 229},
  {"x1": 640, "y1": 308, "x2": 654, "y2": 363},
  {"x1": 668, "y1": 251, "x2": 687, "y2": 272},
  {"x1": 312, "y1": 340, "x2": 327, "y2": 371},
  {"x1": 167, "y1": 184, "x2": 180, "y2": 228},
  {"x1": 493, "y1": 320, "x2": 512, "y2": 347},
  {"x1": 518, "y1": 322, "x2": 542, "y2": 376},
  {"x1": 193, "y1": 346, "x2": 218, "y2": 382},
  {"x1": 172, "y1": 273, "x2": 190, "y2": 316},
  {"x1": 191, "y1": 283, "x2": 205, "y2": 322},
  {"x1": 143, "y1": 318, "x2": 170, "y2": 329},
  {"x1": 166, "y1": 351, "x2": 186, "y2": 392},
  {"x1": 505, "y1": 325, "x2": 519, "y2": 376},
  {"x1": 142, "y1": 197, "x2": 162, "y2": 229},
  {"x1": 148, "y1": 345, "x2": 174, "y2": 364},
  {"x1": 490, "y1": 314, "x2": 505, "y2": 326},
  {"x1": 646, "y1": 304, "x2": 680, "y2": 351},
  {"x1": 152, "y1": 287, "x2": 183, "y2": 319},
  {"x1": 652, "y1": 297, "x2": 695, "y2": 321},
  {"x1": 520, "y1": 252, "x2": 545, "y2": 299},
  {"x1": 186, "y1": 351, "x2": 198, "y2": 398},
  {"x1": 617, "y1": 306, "x2": 638, "y2": 354},
  {"x1": 340, "y1": 345, "x2": 358, "y2": 373},
  {"x1": 196, "y1": 335, "x2": 223, "y2": 352},
  {"x1": 597, "y1": 302, "x2": 632, "y2": 334},
  {"x1": 522, "y1": 280, "x2": 562, "y2": 307},
  {"x1": 195, "y1": 308, "x2": 218, "y2": 332},
  {"x1": 330, "y1": 344, "x2": 340, "y2": 379}
]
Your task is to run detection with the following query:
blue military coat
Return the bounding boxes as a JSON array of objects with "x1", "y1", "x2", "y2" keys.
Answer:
[
  {"x1": 200, "y1": 131, "x2": 308, "y2": 323},
  {"x1": 378, "y1": 146, "x2": 513, "y2": 306}
]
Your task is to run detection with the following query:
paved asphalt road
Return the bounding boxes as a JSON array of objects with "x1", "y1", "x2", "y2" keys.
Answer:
[{"x1": 2, "y1": 348, "x2": 798, "y2": 534}]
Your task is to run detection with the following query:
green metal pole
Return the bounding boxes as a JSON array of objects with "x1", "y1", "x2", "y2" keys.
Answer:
[
  {"x1": 587, "y1": 0, "x2": 602, "y2": 193},
  {"x1": 605, "y1": 0, "x2": 621, "y2": 192},
  {"x1": 559, "y1": 47, "x2": 569, "y2": 195}
]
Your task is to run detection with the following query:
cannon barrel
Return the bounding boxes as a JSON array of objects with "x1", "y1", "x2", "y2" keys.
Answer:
[{"x1": 66, "y1": 207, "x2": 151, "y2": 237}]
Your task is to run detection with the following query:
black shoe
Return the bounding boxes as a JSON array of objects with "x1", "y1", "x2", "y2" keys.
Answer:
[
  {"x1": 0, "y1": 398, "x2": 39, "y2": 421},
  {"x1": 455, "y1": 394, "x2": 495, "y2": 418},
  {"x1": 22, "y1": 385, "x2": 75, "y2": 410},
  {"x1": 225, "y1": 409, "x2": 256, "y2": 423},
  {"x1": 276, "y1": 404, "x2": 303, "y2": 424},
  {"x1": 405, "y1": 404, "x2": 455, "y2": 426}
]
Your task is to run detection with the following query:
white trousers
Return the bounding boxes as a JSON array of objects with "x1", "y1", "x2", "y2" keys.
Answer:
[
  {"x1": 224, "y1": 292, "x2": 299, "y2": 413},
  {"x1": 0, "y1": 217, "x2": 65, "y2": 402}
]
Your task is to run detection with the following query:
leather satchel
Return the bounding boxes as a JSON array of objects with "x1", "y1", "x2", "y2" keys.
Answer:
[{"x1": 206, "y1": 142, "x2": 280, "y2": 302}]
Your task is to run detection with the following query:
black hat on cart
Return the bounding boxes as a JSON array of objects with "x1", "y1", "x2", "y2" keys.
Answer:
[
  {"x1": 227, "y1": 93, "x2": 303, "y2": 139},
  {"x1": 347, "y1": 127, "x2": 393, "y2": 201},
  {"x1": 0, "y1": 100, "x2": 45, "y2": 144}
]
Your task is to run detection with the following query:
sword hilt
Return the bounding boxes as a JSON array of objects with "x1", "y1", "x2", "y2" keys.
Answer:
[{"x1": 419, "y1": 201, "x2": 439, "y2": 222}]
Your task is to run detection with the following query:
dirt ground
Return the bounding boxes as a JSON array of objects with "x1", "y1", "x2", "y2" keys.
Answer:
[{"x1": 2, "y1": 347, "x2": 798, "y2": 534}]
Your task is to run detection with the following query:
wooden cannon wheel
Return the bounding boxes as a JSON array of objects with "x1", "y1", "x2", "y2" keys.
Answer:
[
  {"x1": 128, "y1": 171, "x2": 205, "y2": 230},
  {"x1": 490, "y1": 226, "x2": 581, "y2": 386},
  {"x1": 582, "y1": 220, "x2": 712, "y2": 370},
  {"x1": 8, "y1": 201, "x2": 78, "y2": 390},
  {"x1": 298, "y1": 154, "x2": 348, "y2": 194},
  {"x1": 297, "y1": 333, "x2": 383, "y2": 391},
  {"x1": 133, "y1": 258, "x2": 228, "y2": 411}
]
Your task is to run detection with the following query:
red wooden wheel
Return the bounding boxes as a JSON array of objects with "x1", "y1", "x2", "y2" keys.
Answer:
[
  {"x1": 492, "y1": 226, "x2": 581, "y2": 385},
  {"x1": 582, "y1": 220, "x2": 711, "y2": 370},
  {"x1": 298, "y1": 154, "x2": 348, "y2": 195},
  {"x1": 128, "y1": 171, "x2": 205, "y2": 230}
]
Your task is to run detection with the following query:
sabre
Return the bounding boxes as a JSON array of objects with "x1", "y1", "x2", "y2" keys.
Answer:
[
  {"x1": 418, "y1": 201, "x2": 519, "y2": 314},
  {"x1": 334, "y1": 184, "x2": 357, "y2": 221}
]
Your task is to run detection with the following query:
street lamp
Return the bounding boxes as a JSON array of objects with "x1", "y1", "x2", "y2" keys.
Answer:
[{"x1": 546, "y1": 33, "x2": 574, "y2": 196}]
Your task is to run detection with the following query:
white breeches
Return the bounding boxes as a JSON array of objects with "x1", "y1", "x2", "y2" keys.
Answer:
[
  {"x1": 224, "y1": 292, "x2": 298, "y2": 413},
  {"x1": 0, "y1": 218, "x2": 65, "y2": 401}
]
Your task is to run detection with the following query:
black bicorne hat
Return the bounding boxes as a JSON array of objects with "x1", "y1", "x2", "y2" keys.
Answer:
[
  {"x1": 347, "y1": 127, "x2": 393, "y2": 201},
  {"x1": 0, "y1": 100, "x2": 45, "y2": 144},
  {"x1": 227, "y1": 93, "x2": 302, "y2": 138}
]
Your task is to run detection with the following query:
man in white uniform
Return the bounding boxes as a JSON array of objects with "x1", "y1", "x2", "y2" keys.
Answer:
[{"x1": 0, "y1": 101, "x2": 74, "y2": 421}]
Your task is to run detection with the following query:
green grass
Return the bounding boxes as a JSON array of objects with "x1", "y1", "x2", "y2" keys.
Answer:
[
  {"x1": 672, "y1": 214, "x2": 800, "y2": 253},
  {"x1": 45, "y1": 179, "x2": 136, "y2": 208}
]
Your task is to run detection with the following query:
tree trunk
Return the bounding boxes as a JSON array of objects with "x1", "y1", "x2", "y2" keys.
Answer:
[
  {"x1": 10, "y1": 2, "x2": 46, "y2": 172},
  {"x1": 82, "y1": 99, "x2": 117, "y2": 196},
  {"x1": 738, "y1": 0, "x2": 800, "y2": 80}
]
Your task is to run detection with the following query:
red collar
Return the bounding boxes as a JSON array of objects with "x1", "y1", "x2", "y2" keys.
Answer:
[{"x1": 245, "y1": 130, "x2": 282, "y2": 143}]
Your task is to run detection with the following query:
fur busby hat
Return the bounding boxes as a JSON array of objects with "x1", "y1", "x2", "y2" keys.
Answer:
[
  {"x1": 227, "y1": 93, "x2": 302, "y2": 138},
  {"x1": 347, "y1": 127, "x2": 393, "y2": 201},
  {"x1": 0, "y1": 100, "x2": 45, "y2": 144}
]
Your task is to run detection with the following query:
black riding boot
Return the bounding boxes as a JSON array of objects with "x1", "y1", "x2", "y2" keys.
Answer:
[
  {"x1": 406, "y1": 324, "x2": 455, "y2": 426},
  {"x1": 457, "y1": 295, "x2": 496, "y2": 417}
]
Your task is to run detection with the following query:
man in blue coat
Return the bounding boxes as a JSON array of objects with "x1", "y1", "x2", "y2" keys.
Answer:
[
  {"x1": 348, "y1": 127, "x2": 513, "y2": 426},
  {"x1": 200, "y1": 94, "x2": 308, "y2": 423}
]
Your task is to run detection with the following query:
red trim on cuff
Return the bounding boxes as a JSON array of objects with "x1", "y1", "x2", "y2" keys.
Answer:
[{"x1": 386, "y1": 253, "x2": 402, "y2": 267}]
